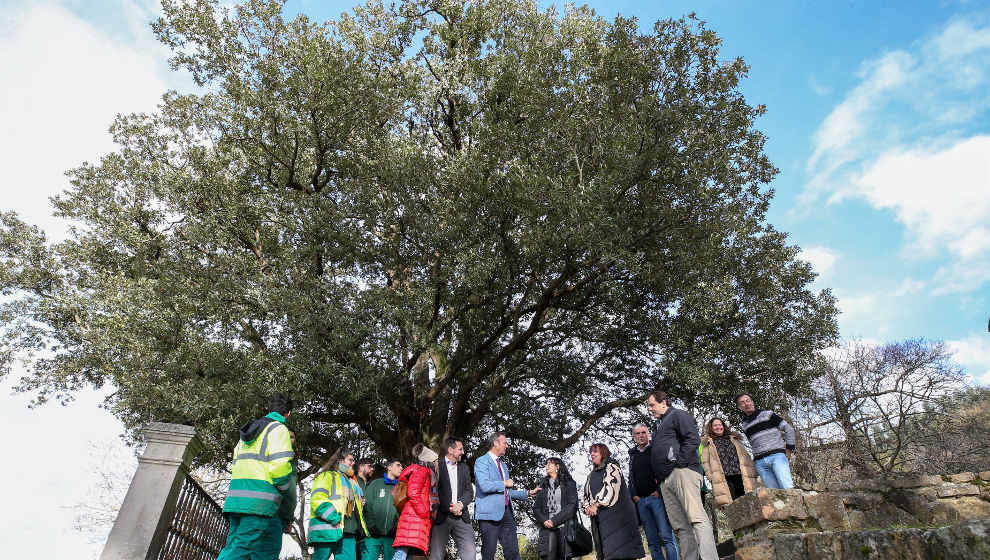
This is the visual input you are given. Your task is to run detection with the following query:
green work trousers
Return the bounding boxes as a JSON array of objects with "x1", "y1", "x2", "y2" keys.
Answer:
[
  {"x1": 360, "y1": 536, "x2": 395, "y2": 560},
  {"x1": 218, "y1": 513, "x2": 283, "y2": 560},
  {"x1": 313, "y1": 536, "x2": 358, "y2": 560}
]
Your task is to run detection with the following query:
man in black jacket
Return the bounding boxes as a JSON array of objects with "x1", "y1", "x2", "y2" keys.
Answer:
[
  {"x1": 647, "y1": 390, "x2": 717, "y2": 560},
  {"x1": 430, "y1": 437, "x2": 476, "y2": 560}
]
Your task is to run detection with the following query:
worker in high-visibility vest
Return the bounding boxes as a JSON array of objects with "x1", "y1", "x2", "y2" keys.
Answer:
[
  {"x1": 310, "y1": 448, "x2": 370, "y2": 560},
  {"x1": 218, "y1": 393, "x2": 298, "y2": 560}
]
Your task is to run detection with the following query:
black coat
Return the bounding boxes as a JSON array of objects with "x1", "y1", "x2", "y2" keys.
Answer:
[
  {"x1": 586, "y1": 462, "x2": 644, "y2": 560},
  {"x1": 533, "y1": 478, "x2": 578, "y2": 559},
  {"x1": 649, "y1": 406, "x2": 703, "y2": 482},
  {"x1": 435, "y1": 460, "x2": 474, "y2": 524}
]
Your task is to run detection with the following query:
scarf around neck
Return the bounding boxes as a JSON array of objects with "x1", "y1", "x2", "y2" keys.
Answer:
[{"x1": 546, "y1": 478, "x2": 562, "y2": 516}]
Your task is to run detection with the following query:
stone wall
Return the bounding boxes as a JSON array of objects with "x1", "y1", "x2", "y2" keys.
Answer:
[
  {"x1": 725, "y1": 471, "x2": 990, "y2": 560},
  {"x1": 772, "y1": 519, "x2": 990, "y2": 560},
  {"x1": 803, "y1": 471, "x2": 990, "y2": 529}
]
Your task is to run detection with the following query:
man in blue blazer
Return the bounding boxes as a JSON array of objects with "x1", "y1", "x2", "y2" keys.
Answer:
[{"x1": 474, "y1": 432, "x2": 535, "y2": 560}]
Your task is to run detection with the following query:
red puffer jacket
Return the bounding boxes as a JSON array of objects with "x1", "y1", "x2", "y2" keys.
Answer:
[{"x1": 393, "y1": 463, "x2": 433, "y2": 553}]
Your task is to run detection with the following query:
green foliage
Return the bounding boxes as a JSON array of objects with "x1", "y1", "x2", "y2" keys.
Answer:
[{"x1": 0, "y1": 0, "x2": 836, "y2": 469}]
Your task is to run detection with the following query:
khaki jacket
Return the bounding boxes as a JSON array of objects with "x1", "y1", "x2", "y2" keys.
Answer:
[{"x1": 701, "y1": 432, "x2": 760, "y2": 507}]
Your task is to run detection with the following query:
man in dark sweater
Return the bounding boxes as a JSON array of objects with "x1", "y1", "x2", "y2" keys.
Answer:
[
  {"x1": 647, "y1": 391, "x2": 717, "y2": 560},
  {"x1": 630, "y1": 423, "x2": 680, "y2": 560}
]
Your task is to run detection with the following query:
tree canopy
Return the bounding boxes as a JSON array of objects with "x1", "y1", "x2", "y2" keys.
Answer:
[{"x1": 0, "y1": 0, "x2": 836, "y2": 469}]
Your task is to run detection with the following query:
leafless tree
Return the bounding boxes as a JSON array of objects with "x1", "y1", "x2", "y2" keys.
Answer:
[
  {"x1": 792, "y1": 339, "x2": 965, "y2": 478},
  {"x1": 69, "y1": 439, "x2": 137, "y2": 550},
  {"x1": 70, "y1": 443, "x2": 316, "y2": 559},
  {"x1": 901, "y1": 387, "x2": 990, "y2": 474}
]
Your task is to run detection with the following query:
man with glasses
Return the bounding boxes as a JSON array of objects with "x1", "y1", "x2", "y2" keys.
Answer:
[{"x1": 630, "y1": 423, "x2": 679, "y2": 560}]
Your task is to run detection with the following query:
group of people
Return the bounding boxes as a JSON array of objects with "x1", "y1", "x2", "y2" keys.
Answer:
[{"x1": 215, "y1": 390, "x2": 797, "y2": 560}]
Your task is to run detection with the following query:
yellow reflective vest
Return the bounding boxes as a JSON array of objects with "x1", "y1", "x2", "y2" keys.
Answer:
[
  {"x1": 223, "y1": 412, "x2": 296, "y2": 517},
  {"x1": 309, "y1": 470, "x2": 368, "y2": 543}
]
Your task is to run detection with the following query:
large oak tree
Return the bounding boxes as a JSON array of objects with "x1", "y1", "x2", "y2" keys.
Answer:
[{"x1": 0, "y1": 0, "x2": 836, "y2": 469}]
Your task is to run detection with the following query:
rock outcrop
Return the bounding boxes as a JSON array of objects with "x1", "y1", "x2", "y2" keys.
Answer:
[{"x1": 724, "y1": 472, "x2": 990, "y2": 559}]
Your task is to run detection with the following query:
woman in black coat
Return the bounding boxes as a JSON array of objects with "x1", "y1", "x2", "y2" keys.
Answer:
[
  {"x1": 533, "y1": 457, "x2": 579, "y2": 560},
  {"x1": 582, "y1": 444, "x2": 645, "y2": 560}
]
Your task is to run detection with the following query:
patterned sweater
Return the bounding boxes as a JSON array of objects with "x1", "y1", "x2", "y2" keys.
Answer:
[
  {"x1": 582, "y1": 461, "x2": 622, "y2": 507},
  {"x1": 738, "y1": 410, "x2": 796, "y2": 460}
]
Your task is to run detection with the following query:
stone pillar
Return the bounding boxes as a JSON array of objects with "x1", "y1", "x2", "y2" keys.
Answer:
[{"x1": 99, "y1": 423, "x2": 202, "y2": 560}]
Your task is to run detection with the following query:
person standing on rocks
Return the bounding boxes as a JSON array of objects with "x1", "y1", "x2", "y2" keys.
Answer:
[
  {"x1": 700, "y1": 417, "x2": 760, "y2": 506},
  {"x1": 735, "y1": 394, "x2": 796, "y2": 490}
]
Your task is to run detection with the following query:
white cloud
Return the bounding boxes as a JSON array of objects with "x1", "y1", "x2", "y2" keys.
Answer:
[
  {"x1": 835, "y1": 293, "x2": 880, "y2": 331},
  {"x1": 950, "y1": 228, "x2": 990, "y2": 259},
  {"x1": 0, "y1": 2, "x2": 184, "y2": 558},
  {"x1": 800, "y1": 245, "x2": 839, "y2": 275},
  {"x1": 931, "y1": 260, "x2": 990, "y2": 296},
  {"x1": 808, "y1": 74, "x2": 832, "y2": 96},
  {"x1": 850, "y1": 136, "x2": 990, "y2": 256},
  {"x1": 947, "y1": 334, "x2": 990, "y2": 385},
  {"x1": 1, "y1": 376, "x2": 128, "y2": 559},
  {"x1": 804, "y1": 16, "x2": 990, "y2": 296},
  {"x1": 0, "y1": 0, "x2": 172, "y2": 242},
  {"x1": 849, "y1": 136, "x2": 990, "y2": 296},
  {"x1": 930, "y1": 19, "x2": 990, "y2": 61},
  {"x1": 807, "y1": 51, "x2": 914, "y2": 178},
  {"x1": 892, "y1": 278, "x2": 926, "y2": 297},
  {"x1": 833, "y1": 280, "x2": 929, "y2": 338}
]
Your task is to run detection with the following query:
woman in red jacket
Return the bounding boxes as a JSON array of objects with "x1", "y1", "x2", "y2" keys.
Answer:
[{"x1": 392, "y1": 444, "x2": 439, "y2": 560}]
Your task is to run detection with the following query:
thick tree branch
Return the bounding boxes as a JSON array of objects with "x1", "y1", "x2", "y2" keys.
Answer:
[{"x1": 504, "y1": 396, "x2": 645, "y2": 451}]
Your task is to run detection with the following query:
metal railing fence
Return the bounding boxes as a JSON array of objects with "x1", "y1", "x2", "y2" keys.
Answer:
[{"x1": 156, "y1": 474, "x2": 229, "y2": 560}]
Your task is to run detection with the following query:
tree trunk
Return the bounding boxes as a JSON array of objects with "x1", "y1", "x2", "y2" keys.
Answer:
[
  {"x1": 838, "y1": 418, "x2": 874, "y2": 477},
  {"x1": 295, "y1": 476, "x2": 312, "y2": 560}
]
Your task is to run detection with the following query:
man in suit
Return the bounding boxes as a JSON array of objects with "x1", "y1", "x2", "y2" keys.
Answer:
[
  {"x1": 429, "y1": 438, "x2": 476, "y2": 560},
  {"x1": 474, "y1": 432, "x2": 535, "y2": 560}
]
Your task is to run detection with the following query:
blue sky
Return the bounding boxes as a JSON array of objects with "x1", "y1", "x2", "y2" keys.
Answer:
[{"x1": 2, "y1": 1, "x2": 990, "y2": 558}]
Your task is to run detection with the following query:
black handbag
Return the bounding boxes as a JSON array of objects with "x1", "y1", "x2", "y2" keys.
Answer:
[{"x1": 564, "y1": 512, "x2": 594, "y2": 557}]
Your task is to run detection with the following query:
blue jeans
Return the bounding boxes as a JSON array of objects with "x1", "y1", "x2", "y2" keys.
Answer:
[
  {"x1": 755, "y1": 453, "x2": 794, "y2": 489},
  {"x1": 637, "y1": 495, "x2": 679, "y2": 560}
]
